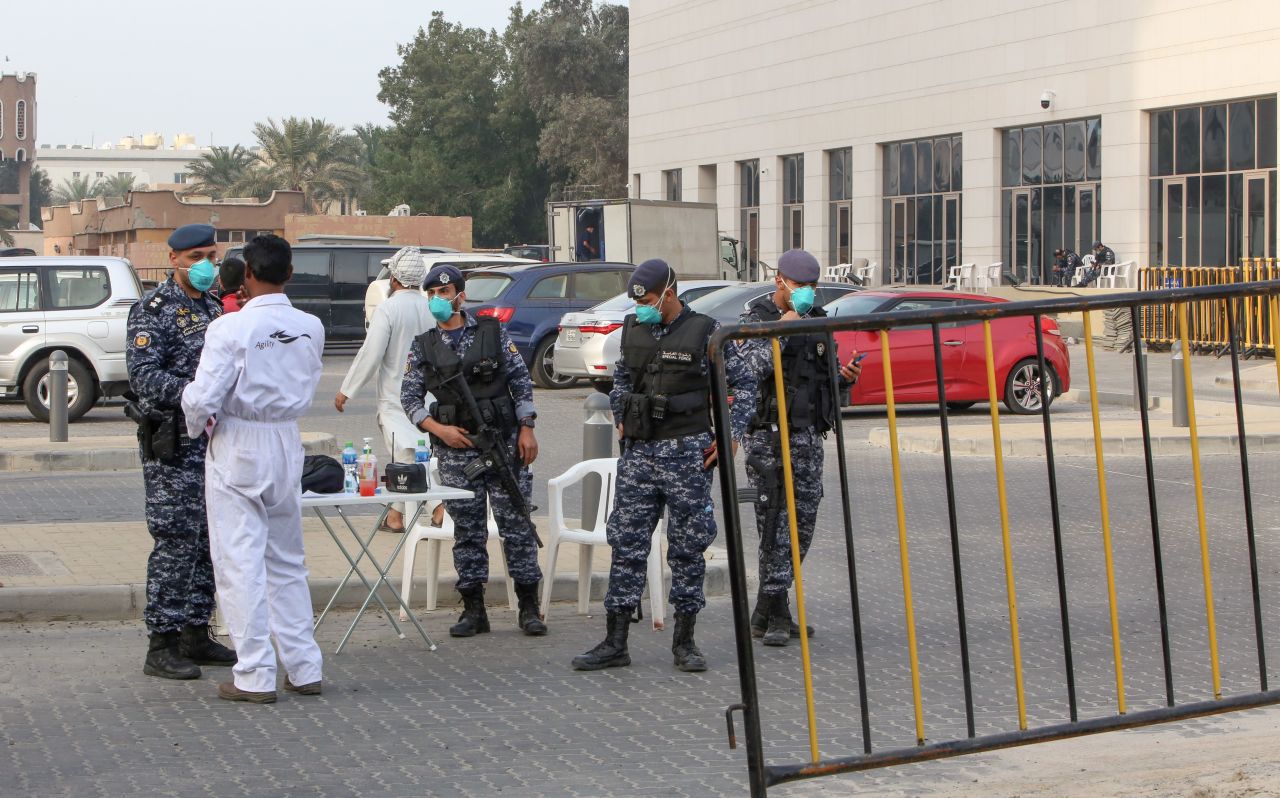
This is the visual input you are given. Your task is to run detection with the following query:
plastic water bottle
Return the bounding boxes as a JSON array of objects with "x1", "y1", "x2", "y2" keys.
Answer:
[
  {"x1": 341, "y1": 441, "x2": 358, "y2": 494},
  {"x1": 415, "y1": 439, "x2": 431, "y2": 490},
  {"x1": 357, "y1": 437, "x2": 378, "y2": 496}
]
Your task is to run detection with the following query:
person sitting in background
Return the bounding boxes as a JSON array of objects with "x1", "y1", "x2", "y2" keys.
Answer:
[
  {"x1": 1076, "y1": 241, "x2": 1115, "y2": 287},
  {"x1": 1052, "y1": 248, "x2": 1082, "y2": 287},
  {"x1": 218, "y1": 257, "x2": 246, "y2": 313}
]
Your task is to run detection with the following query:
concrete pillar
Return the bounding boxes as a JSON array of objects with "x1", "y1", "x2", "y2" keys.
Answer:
[{"x1": 1100, "y1": 109, "x2": 1148, "y2": 267}]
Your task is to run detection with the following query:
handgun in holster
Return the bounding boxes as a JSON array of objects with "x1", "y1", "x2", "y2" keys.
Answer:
[{"x1": 124, "y1": 402, "x2": 178, "y2": 462}]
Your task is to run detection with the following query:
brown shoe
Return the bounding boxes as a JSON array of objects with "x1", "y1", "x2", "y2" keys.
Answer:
[
  {"x1": 217, "y1": 681, "x2": 277, "y2": 704},
  {"x1": 283, "y1": 678, "x2": 322, "y2": 696}
]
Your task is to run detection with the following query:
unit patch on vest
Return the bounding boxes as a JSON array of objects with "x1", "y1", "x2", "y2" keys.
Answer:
[
  {"x1": 134, "y1": 332, "x2": 151, "y2": 348},
  {"x1": 816, "y1": 342, "x2": 825, "y2": 356},
  {"x1": 660, "y1": 350, "x2": 693, "y2": 364},
  {"x1": 507, "y1": 342, "x2": 518, "y2": 354}
]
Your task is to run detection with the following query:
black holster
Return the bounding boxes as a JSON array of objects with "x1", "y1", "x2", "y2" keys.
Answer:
[{"x1": 125, "y1": 402, "x2": 178, "y2": 462}]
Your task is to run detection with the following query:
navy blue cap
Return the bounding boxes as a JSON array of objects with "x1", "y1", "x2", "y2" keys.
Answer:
[
  {"x1": 627, "y1": 259, "x2": 675, "y2": 299},
  {"x1": 777, "y1": 249, "x2": 820, "y2": 284},
  {"x1": 423, "y1": 263, "x2": 465, "y2": 290},
  {"x1": 167, "y1": 223, "x2": 216, "y2": 251}
]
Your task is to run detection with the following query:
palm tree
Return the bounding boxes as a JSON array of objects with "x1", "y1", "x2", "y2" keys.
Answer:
[
  {"x1": 250, "y1": 117, "x2": 367, "y2": 213},
  {"x1": 0, "y1": 206, "x2": 15, "y2": 246},
  {"x1": 53, "y1": 175, "x2": 100, "y2": 204},
  {"x1": 98, "y1": 173, "x2": 137, "y2": 198},
  {"x1": 187, "y1": 144, "x2": 256, "y2": 199}
]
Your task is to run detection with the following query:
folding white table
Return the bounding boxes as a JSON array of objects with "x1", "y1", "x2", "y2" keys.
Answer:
[{"x1": 303, "y1": 487, "x2": 472, "y2": 654}]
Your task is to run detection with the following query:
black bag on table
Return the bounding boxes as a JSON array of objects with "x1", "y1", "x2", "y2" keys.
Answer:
[{"x1": 301, "y1": 454, "x2": 344, "y2": 493}]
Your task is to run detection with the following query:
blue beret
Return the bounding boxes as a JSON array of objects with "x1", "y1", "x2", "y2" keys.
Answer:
[
  {"x1": 167, "y1": 223, "x2": 216, "y2": 251},
  {"x1": 628, "y1": 259, "x2": 675, "y2": 299},
  {"x1": 423, "y1": 264, "x2": 465, "y2": 290},
  {"x1": 778, "y1": 249, "x2": 820, "y2": 284}
]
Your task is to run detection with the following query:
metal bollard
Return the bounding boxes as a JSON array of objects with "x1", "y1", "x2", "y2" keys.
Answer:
[
  {"x1": 582, "y1": 392, "x2": 614, "y2": 524},
  {"x1": 48, "y1": 350, "x2": 69, "y2": 442},
  {"x1": 1132, "y1": 342, "x2": 1149, "y2": 412},
  {"x1": 1171, "y1": 350, "x2": 1189, "y2": 428}
]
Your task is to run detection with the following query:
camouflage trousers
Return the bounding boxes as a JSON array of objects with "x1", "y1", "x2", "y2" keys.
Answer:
[
  {"x1": 744, "y1": 427, "x2": 824, "y2": 596},
  {"x1": 603, "y1": 445, "x2": 717, "y2": 615},
  {"x1": 141, "y1": 432, "x2": 216, "y2": 634},
  {"x1": 436, "y1": 435, "x2": 542, "y2": 591}
]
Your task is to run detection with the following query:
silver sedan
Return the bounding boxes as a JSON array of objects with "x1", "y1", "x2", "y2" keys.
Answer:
[{"x1": 553, "y1": 280, "x2": 739, "y2": 388}]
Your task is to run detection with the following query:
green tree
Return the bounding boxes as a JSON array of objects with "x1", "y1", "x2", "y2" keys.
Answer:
[
  {"x1": 506, "y1": 0, "x2": 628, "y2": 197},
  {"x1": 98, "y1": 173, "x2": 138, "y2": 198},
  {"x1": 249, "y1": 117, "x2": 366, "y2": 213},
  {"x1": 187, "y1": 144, "x2": 256, "y2": 199},
  {"x1": 53, "y1": 175, "x2": 100, "y2": 204},
  {"x1": 0, "y1": 206, "x2": 15, "y2": 246},
  {"x1": 0, "y1": 163, "x2": 52, "y2": 229}
]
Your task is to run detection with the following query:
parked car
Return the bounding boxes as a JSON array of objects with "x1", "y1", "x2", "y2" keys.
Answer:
[
  {"x1": 363, "y1": 253, "x2": 539, "y2": 328},
  {"x1": 824, "y1": 289, "x2": 1071, "y2": 414},
  {"x1": 503, "y1": 244, "x2": 551, "y2": 262},
  {"x1": 461, "y1": 261, "x2": 638, "y2": 388},
  {"x1": 0, "y1": 256, "x2": 144, "y2": 421},
  {"x1": 553, "y1": 280, "x2": 740, "y2": 388},
  {"x1": 224, "y1": 242, "x2": 457, "y2": 342},
  {"x1": 0, "y1": 247, "x2": 38, "y2": 258},
  {"x1": 581, "y1": 280, "x2": 863, "y2": 392}
]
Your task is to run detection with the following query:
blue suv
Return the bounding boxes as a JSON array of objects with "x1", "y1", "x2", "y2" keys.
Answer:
[{"x1": 462, "y1": 261, "x2": 635, "y2": 388}]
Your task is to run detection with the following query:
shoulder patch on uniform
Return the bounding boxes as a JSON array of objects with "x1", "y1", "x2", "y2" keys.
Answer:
[
  {"x1": 144, "y1": 293, "x2": 167, "y2": 314},
  {"x1": 508, "y1": 342, "x2": 518, "y2": 354},
  {"x1": 134, "y1": 332, "x2": 151, "y2": 348}
]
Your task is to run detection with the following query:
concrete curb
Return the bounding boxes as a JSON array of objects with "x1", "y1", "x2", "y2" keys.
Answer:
[
  {"x1": 1214, "y1": 374, "x2": 1279, "y2": 393},
  {"x1": 0, "y1": 547, "x2": 731, "y2": 623},
  {"x1": 0, "y1": 433, "x2": 338, "y2": 472}
]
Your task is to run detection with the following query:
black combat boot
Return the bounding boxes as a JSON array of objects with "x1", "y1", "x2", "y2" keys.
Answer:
[
  {"x1": 179, "y1": 624, "x2": 237, "y2": 665},
  {"x1": 751, "y1": 588, "x2": 814, "y2": 639},
  {"x1": 762, "y1": 594, "x2": 792, "y2": 647},
  {"x1": 515, "y1": 582, "x2": 547, "y2": 636},
  {"x1": 671, "y1": 612, "x2": 707, "y2": 672},
  {"x1": 571, "y1": 610, "x2": 633, "y2": 670},
  {"x1": 143, "y1": 631, "x2": 201, "y2": 680},
  {"x1": 449, "y1": 585, "x2": 490, "y2": 637}
]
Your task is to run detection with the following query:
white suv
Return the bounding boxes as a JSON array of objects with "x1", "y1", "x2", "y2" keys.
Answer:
[{"x1": 0, "y1": 256, "x2": 143, "y2": 421}]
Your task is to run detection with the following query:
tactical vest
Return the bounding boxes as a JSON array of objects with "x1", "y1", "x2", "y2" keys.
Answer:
[
  {"x1": 619, "y1": 309, "x2": 716, "y2": 440},
  {"x1": 747, "y1": 296, "x2": 837, "y2": 434},
  {"x1": 415, "y1": 317, "x2": 517, "y2": 436}
]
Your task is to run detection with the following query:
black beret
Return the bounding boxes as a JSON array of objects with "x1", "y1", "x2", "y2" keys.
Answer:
[
  {"x1": 423, "y1": 264, "x2": 465, "y2": 290},
  {"x1": 168, "y1": 224, "x2": 216, "y2": 251},
  {"x1": 627, "y1": 259, "x2": 675, "y2": 299},
  {"x1": 777, "y1": 249, "x2": 820, "y2": 283}
]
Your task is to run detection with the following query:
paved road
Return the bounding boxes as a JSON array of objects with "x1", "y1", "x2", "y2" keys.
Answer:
[{"x1": 3, "y1": 344, "x2": 1280, "y2": 795}]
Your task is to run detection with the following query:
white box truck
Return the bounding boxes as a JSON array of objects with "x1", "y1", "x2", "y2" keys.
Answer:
[{"x1": 547, "y1": 198, "x2": 742, "y2": 280}]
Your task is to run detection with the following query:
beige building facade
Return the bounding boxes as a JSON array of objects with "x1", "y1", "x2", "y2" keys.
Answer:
[{"x1": 629, "y1": 0, "x2": 1280, "y2": 285}]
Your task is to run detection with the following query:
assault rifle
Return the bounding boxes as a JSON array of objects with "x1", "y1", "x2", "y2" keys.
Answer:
[
  {"x1": 441, "y1": 371, "x2": 543, "y2": 547},
  {"x1": 744, "y1": 449, "x2": 784, "y2": 551}
]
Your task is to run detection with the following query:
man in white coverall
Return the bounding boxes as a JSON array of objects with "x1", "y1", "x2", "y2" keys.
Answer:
[
  {"x1": 181, "y1": 234, "x2": 326, "y2": 704},
  {"x1": 334, "y1": 246, "x2": 439, "y2": 532}
]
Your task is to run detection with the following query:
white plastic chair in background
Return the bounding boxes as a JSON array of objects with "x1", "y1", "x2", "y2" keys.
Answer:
[
  {"x1": 978, "y1": 262, "x2": 1002, "y2": 293},
  {"x1": 822, "y1": 263, "x2": 851, "y2": 282},
  {"x1": 854, "y1": 261, "x2": 876, "y2": 286},
  {"x1": 540, "y1": 457, "x2": 666, "y2": 629},
  {"x1": 1073, "y1": 254, "x2": 1096, "y2": 286},
  {"x1": 946, "y1": 263, "x2": 965, "y2": 287},
  {"x1": 1097, "y1": 260, "x2": 1136, "y2": 289},
  {"x1": 397, "y1": 460, "x2": 517, "y2": 620}
]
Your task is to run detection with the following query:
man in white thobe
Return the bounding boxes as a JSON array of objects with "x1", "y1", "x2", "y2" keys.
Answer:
[
  {"x1": 334, "y1": 246, "x2": 438, "y2": 532},
  {"x1": 182, "y1": 234, "x2": 326, "y2": 704}
]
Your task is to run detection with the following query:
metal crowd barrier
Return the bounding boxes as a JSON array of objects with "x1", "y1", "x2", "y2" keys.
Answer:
[
  {"x1": 1139, "y1": 259, "x2": 1279, "y2": 355},
  {"x1": 709, "y1": 279, "x2": 1280, "y2": 797}
]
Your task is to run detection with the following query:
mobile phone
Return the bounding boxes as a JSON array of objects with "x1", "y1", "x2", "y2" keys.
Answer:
[{"x1": 853, "y1": 353, "x2": 867, "y2": 365}]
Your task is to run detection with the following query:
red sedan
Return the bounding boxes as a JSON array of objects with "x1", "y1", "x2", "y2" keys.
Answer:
[{"x1": 824, "y1": 290, "x2": 1071, "y2": 414}]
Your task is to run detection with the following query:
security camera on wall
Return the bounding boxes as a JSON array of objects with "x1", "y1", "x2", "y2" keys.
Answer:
[{"x1": 1040, "y1": 90, "x2": 1055, "y2": 110}]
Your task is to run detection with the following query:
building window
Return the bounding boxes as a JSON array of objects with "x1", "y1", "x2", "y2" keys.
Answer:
[
  {"x1": 96, "y1": 172, "x2": 104, "y2": 179},
  {"x1": 828, "y1": 147, "x2": 853, "y2": 265},
  {"x1": 632, "y1": 173, "x2": 641, "y2": 199},
  {"x1": 15, "y1": 100, "x2": 25, "y2": 140},
  {"x1": 118, "y1": 171, "x2": 131, "y2": 178},
  {"x1": 738, "y1": 159, "x2": 761, "y2": 278},
  {"x1": 1001, "y1": 117, "x2": 1102, "y2": 284},
  {"x1": 14, "y1": 148, "x2": 24, "y2": 162},
  {"x1": 72, "y1": 171, "x2": 80, "y2": 179},
  {"x1": 174, "y1": 172, "x2": 188, "y2": 184},
  {"x1": 663, "y1": 168, "x2": 682, "y2": 202},
  {"x1": 1149, "y1": 96, "x2": 1276, "y2": 267},
  {"x1": 883, "y1": 134, "x2": 963, "y2": 284},
  {"x1": 781, "y1": 154, "x2": 804, "y2": 250}
]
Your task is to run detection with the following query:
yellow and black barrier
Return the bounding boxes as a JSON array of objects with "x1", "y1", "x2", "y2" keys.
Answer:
[
  {"x1": 710, "y1": 278, "x2": 1280, "y2": 797},
  {"x1": 1139, "y1": 260, "x2": 1279, "y2": 354}
]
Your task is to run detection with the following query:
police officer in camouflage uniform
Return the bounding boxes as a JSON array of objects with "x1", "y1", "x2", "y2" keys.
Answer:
[
  {"x1": 739, "y1": 249, "x2": 861, "y2": 647},
  {"x1": 401, "y1": 264, "x2": 546, "y2": 638},
  {"x1": 572, "y1": 259, "x2": 756, "y2": 673},
  {"x1": 126, "y1": 223, "x2": 236, "y2": 680}
]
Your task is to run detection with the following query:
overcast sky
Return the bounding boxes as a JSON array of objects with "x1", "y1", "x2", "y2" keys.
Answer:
[{"x1": 7, "y1": 0, "x2": 619, "y2": 150}]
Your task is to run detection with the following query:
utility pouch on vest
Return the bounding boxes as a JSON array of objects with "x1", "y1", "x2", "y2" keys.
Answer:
[
  {"x1": 462, "y1": 453, "x2": 494, "y2": 481},
  {"x1": 435, "y1": 403, "x2": 458, "y2": 427},
  {"x1": 622, "y1": 393, "x2": 655, "y2": 440}
]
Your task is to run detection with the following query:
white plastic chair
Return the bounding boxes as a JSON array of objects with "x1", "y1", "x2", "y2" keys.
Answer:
[
  {"x1": 540, "y1": 458, "x2": 667, "y2": 629},
  {"x1": 821, "y1": 263, "x2": 850, "y2": 282},
  {"x1": 855, "y1": 261, "x2": 877, "y2": 286},
  {"x1": 945, "y1": 263, "x2": 965, "y2": 287},
  {"x1": 983, "y1": 262, "x2": 1002, "y2": 292},
  {"x1": 1073, "y1": 254, "x2": 1096, "y2": 286},
  {"x1": 398, "y1": 460, "x2": 517, "y2": 620},
  {"x1": 1097, "y1": 260, "x2": 1135, "y2": 289}
]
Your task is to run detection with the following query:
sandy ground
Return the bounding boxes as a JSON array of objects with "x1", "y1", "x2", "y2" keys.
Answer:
[{"x1": 784, "y1": 706, "x2": 1280, "y2": 797}]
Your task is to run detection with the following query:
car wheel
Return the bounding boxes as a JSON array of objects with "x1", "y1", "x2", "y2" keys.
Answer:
[
  {"x1": 946, "y1": 401, "x2": 976, "y2": 411},
  {"x1": 532, "y1": 336, "x2": 577, "y2": 389},
  {"x1": 23, "y1": 356, "x2": 97, "y2": 422},
  {"x1": 1003, "y1": 358, "x2": 1055, "y2": 415}
]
